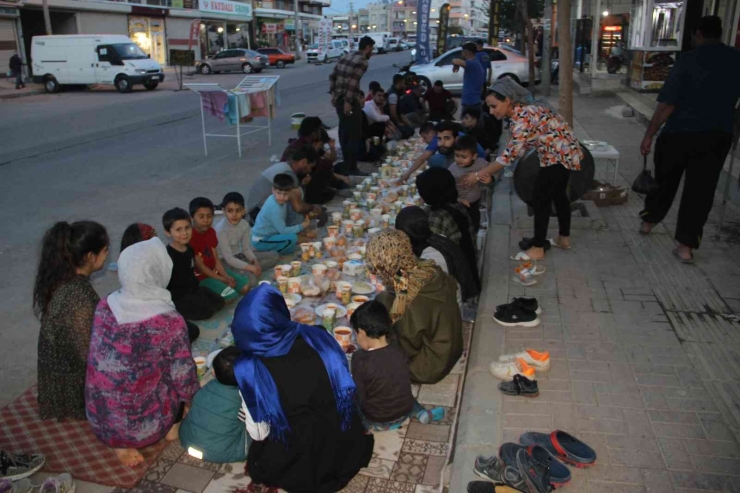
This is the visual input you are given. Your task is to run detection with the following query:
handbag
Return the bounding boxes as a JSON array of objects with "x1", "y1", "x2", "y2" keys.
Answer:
[{"x1": 631, "y1": 155, "x2": 660, "y2": 195}]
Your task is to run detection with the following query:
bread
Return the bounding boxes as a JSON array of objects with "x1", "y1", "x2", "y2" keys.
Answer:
[{"x1": 293, "y1": 308, "x2": 316, "y2": 324}]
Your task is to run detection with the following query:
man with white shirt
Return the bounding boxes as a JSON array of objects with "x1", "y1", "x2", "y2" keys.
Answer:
[{"x1": 363, "y1": 87, "x2": 400, "y2": 140}]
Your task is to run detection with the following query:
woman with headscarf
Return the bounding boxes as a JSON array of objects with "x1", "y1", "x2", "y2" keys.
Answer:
[
  {"x1": 395, "y1": 206, "x2": 480, "y2": 302},
  {"x1": 232, "y1": 285, "x2": 373, "y2": 492},
  {"x1": 86, "y1": 238, "x2": 199, "y2": 467},
  {"x1": 474, "y1": 77, "x2": 584, "y2": 259},
  {"x1": 415, "y1": 167, "x2": 479, "y2": 280},
  {"x1": 367, "y1": 230, "x2": 463, "y2": 384}
]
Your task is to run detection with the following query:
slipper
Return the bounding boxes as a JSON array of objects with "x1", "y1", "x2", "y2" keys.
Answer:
[
  {"x1": 510, "y1": 251, "x2": 532, "y2": 261},
  {"x1": 519, "y1": 261, "x2": 546, "y2": 276},
  {"x1": 519, "y1": 430, "x2": 597, "y2": 468},
  {"x1": 547, "y1": 238, "x2": 571, "y2": 250},
  {"x1": 513, "y1": 275, "x2": 537, "y2": 286},
  {"x1": 416, "y1": 406, "x2": 445, "y2": 423},
  {"x1": 673, "y1": 248, "x2": 694, "y2": 264}
]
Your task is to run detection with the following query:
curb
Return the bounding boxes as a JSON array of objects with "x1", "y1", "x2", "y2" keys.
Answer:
[{"x1": 0, "y1": 88, "x2": 45, "y2": 100}]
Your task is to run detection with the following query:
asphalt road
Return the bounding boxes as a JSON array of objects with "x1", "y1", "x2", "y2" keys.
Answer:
[{"x1": 0, "y1": 50, "x2": 411, "y2": 407}]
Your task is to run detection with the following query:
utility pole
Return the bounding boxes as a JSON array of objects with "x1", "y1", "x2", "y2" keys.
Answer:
[
  {"x1": 541, "y1": 0, "x2": 552, "y2": 96},
  {"x1": 43, "y1": 0, "x2": 52, "y2": 34},
  {"x1": 349, "y1": 2, "x2": 355, "y2": 40},
  {"x1": 557, "y1": 0, "x2": 573, "y2": 125},
  {"x1": 294, "y1": 0, "x2": 302, "y2": 59}
]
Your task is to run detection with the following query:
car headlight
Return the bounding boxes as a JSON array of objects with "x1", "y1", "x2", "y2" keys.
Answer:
[{"x1": 139, "y1": 69, "x2": 147, "y2": 74}]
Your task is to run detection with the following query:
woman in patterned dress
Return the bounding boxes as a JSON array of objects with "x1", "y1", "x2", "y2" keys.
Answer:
[
  {"x1": 477, "y1": 78, "x2": 584, "y2": 259},
  {"x1": 33, "y1": 221, "x2": 109, "y2": 421},
  {"x1": 85, "y1": 238, "x2": 199, "y2": 467}
]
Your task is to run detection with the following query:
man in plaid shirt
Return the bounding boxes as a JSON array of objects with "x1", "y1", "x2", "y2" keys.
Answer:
[{"x1": 329, "y1": 35, "x2": 375, "y2": 175}]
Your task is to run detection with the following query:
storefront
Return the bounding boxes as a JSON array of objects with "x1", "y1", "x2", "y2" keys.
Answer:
[
  {"x1": 197, "y1": 0, "x2": 253, "y2": 56},
  {"x1": 0, "y1": 4, "x2": 21, "y2": 77},
  {"x1": 128, "y1": 7, "x2": 167, "y2": 66}
]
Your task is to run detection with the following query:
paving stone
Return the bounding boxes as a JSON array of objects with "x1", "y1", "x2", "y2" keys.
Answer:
[
  {"x1": 624, "y1": 409, "x2": 656, "y2": 437},
  {"x1": 658, "y1": 437, "x2": 693, "y2": 470},
  {"x1": 551, "y1": 403, "x2": 577, "y2": 430},
  {"x1": 682, "y1": 439, "x2": 740, "y2": 458},
  {"x1": 586, "y1": 464, "x2": 644, "y2": 483},
  {"x1": 502, "y1": 400, "x2": 551, "y2": 416},
  {"x1": 690, "y1": 456, "x2": 740, "y2": 476},
  {"x1": 606, "y1": 435, "x2": 660, "y2": 452},
  {"x1": 537, "y1": 390, "x2": 574, "y2": 403},
  {"x1": 571, "y1": 369, "x2": 614, "y2": 383},
  {"x1": 577, "y1": 417, "x2": 629, "y2": 435},
  {"x1": 588, "y1": 481, "x2": 647, "y2": 493},
  {"x1": 637, "y1": 374, "x2": 683, "y2": 387},
  {"x1": 652, "y1": 423, "x2": 707, "y2": 439},
  {"x1": 649, "y1": 411, "x2": 701, "y2": 425},
  {"x1": 698, "y1": 413, "x2": 735, "y2": 442},
  {"x1": 670, "y1": 471, "x2": 737, "y2": 491},
  {"x1": 503, "y1": 413, "x2": 552, "y2": 429},
  {"x1": 571, "y1": 381, "x2": 598, "y2": 404},
  {"x1": 609, "y1": 448, "x2": 666, "y2": 469}
]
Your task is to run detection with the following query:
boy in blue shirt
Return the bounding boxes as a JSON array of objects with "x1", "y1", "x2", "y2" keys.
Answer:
[
  {"x1": 252, "y1": 173, "x2": 312, "y2": 255},
  {"x1": 452, "y1": 42, "x2": 485, "y2": 114},
  {"x1": 179, "y1": 347, "x2": 248, "y2": 463}
]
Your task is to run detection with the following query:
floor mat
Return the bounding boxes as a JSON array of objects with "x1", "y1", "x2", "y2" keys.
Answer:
[{"x1": 0, "y1": 387, "x2": 166, "y2": 488}]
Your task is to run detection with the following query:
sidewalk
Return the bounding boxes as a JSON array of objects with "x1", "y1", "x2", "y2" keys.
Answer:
[{"x1": 450, "y1": 93, "x2": 740, "y2": 493}]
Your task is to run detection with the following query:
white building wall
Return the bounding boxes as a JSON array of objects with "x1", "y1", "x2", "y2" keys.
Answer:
[{"x1": 77, "y1": 12, "x2": 128, "y2": 35}]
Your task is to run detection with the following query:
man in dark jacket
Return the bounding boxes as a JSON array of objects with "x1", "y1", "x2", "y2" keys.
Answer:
[{"x1": 9, "y1": 53, "x2": 25, "y2": 90}]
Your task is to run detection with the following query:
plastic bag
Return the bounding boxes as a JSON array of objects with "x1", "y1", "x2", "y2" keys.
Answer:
[{"x1": 632, "y1": 155, "x2": 660, "y2": 195}]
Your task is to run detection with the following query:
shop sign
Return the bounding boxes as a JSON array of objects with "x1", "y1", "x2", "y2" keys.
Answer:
[
  {"x1": 264, "y1": 23, "x2": 277, "y2": 33},
  {"x1": 199, "y1": 0, "x2": 253, "y2": 20},
  {"x1": 284, "y1": 18, "x2": 295, "y2": 31},
  {"x1": 172, "y1": 0, "x2": 183, "y2": 8},
  {"x1": 318, "y1": 17, "x2": 332, "y2": 57},
  {"x1": 0, "y1": 6, "x2": 19, "y2": 17},
  {"x1": 170, "y1": 49, "x2": 195, "y2": 65},
  {"x1": 188, "y1": 18, "x2": 200, "y2": 49}
]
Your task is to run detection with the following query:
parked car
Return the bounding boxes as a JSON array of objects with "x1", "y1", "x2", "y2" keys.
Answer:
[
  {"x1": 257, "y1": 47, "x2": 296, "y2": 68},
  {"x1": 404, "y1": 45, "x2": 541, "y2": 94},
  {"x1": 399, "y1": 41, "x2": 410, "y2": 50},
  {"x1": 196, "y1": 49, "x2": 267, "y2": 75},
  {"x1": 387, "y1": 37, "x2": 401, "y2": 51},
  {"x1": 31, "y1": 34, "x2": 164, "y2": 93},
  {"x1": 306, "y1": 40, "x2": 346, "y2": 63}
]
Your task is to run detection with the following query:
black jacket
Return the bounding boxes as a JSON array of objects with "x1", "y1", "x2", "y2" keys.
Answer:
[{"x1": 9, "y1": 55, "x2": 22, "y2": 72}]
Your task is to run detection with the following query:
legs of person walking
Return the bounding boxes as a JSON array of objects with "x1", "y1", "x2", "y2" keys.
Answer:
[
  {"x1": 551, "y1": 166, "x2": 572, "y2": 242},
  {"x1": 674, "y1": 133, "x2": 732, "y2": 250},
  {"x1": 335, "y1": 98, "x2": 363, "y2": 175},
  {"x1": 335, "y1": 99, "x2": 352, "y2": 174},
  {"x1": 15, "y1": 71, "x2": 24, "y2": 89},
  {"x1": 640, "y1": 134, "x2": 687, "y2": 229},
  {"x1": 530, "y1": 165, "x2": 570, "y2": 252}
]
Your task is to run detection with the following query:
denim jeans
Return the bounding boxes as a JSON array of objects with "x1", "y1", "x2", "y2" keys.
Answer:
[{"x1": 335, "y1": 97, "x2": 363, "y2": 174}]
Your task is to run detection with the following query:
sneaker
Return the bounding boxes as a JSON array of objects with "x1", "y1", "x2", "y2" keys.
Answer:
[
  {"x1": 0, "y1": 479, "x2": 32, "y2": 493},
  {"x1": 498, "y1": 374, "x2": 540, "y2": 397},
  {"x1": 0, "y1": 451, "x2": 45, "y2": 481},
  {"x1": 515, "y1": 448, "x2": 551, "y2": 493},
  {"x1": 472, "y1": 455, "x2": 527, "y2": 491},
  {"x1": 493, "y1": 305, "x2": 540, "y2": 328},
  {"x1": 498, "y1": 349, "x2": 551, "y2": 370},
  {"x1": 496, "y1": 297, "x2": 541, "y2": 315},
  {"x1": 40, "y1": 473, "x2": 75, "y2": 493},
  {"x1": 490, "y1": 358, "x2": 536, "y2": 381}
]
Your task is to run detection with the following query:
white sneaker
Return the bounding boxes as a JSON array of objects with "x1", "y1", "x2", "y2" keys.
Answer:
[
  {"x1": 40, "y1": 474, "x2": 75, "y2": 493},
  {"x1": 0, "y1": 479, "x2": 32, "y2": 493},
  {"x1": 498, "y1": 349, "x2": 551, "y2": 371},
  {"x1": 489, "y1": 358, "x2": 536, "y2": 381}
]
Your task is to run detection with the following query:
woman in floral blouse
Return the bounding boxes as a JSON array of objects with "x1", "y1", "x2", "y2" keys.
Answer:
[
  {"x1": 476, "y1": 78, "x2": 584, "y2": 259},
  {"x1": 86, "y1": 237, "x2": 199, "y2": 467}
]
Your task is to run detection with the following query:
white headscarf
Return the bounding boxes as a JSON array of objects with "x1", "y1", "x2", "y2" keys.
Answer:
[{"x1": 108, "y1": 237, "x2": 176, "y2": 325}]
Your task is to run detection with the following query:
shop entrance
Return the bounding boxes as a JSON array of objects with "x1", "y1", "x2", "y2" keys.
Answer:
[
  {"x1": 20, "y1": 8, "x2": 77, "y2": 74},
  {"x1": 129, "y1": 16, "x2": 166, "y2": 65}
]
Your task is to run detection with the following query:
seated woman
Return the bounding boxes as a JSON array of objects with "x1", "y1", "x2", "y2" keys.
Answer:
[
  {"x1": 366, "y1": 230, "x2": 463, "y2": 385},
  {"x1": 416, "y1": 167, "x2": 479, "y2": 281},
  {"x1": 232, "y1": 285, "x2": 374, "y2": 492},
  {"x1": 395, "y1": 206, "x2": 480, "y2": 302},
  {"x1": 86, "y1": 237, "x2": 199, "y2": 467}
]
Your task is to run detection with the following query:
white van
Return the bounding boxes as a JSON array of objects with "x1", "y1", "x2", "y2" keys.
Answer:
[
  {"x1": 306, "y1": 39, "x2": 346, "y2": 63},
  {"x1": 32, "y1": 35, "x2": 164, "y2": 93}
]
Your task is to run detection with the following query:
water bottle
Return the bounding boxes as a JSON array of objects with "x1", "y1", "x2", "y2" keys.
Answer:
[{"x1": 479, "y1": 205, "x2": 489, "y2": 230}]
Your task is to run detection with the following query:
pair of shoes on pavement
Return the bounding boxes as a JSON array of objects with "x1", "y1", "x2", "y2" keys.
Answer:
[
  {"x1": 498, "y1": 374, "x2": 539, "y2": 397},
  {"x1": 513, "y1": 262, "x2": 546, "y2": 286},
  {"x1": 490, "y1": 348, "x2": 550, "y2": 383},
  {"x1": 468, "y1": 447, "x2": 553, "y2": 493},
  {"x1": 494, "y1": 298, "x2": 541, "y2": 328}
]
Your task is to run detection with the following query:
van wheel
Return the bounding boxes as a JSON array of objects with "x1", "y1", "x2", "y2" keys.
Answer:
[
  {"x1": 115, "y1": 76, "x2": 132, "y2": 93},
  {"x1": 242, "y1": 63, "x2": 253, "y2": 74},
  {"x1": 276, "y1": 60, "x2": 285, "y2": 68},
  {"x1": 144, "y1": 81, "x2": 159, "y2": 90},
  {"x1": 199, "y1": 64, "x2": 212, "y2": 75},
  {"x1": 44, "y1": 75, "x2": 59, "y2": 93}
]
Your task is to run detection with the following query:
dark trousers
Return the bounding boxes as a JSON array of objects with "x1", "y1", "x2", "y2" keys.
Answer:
[
  {"x1": 304, "y1": 157, "x2": 335, "y2": 204},
  {"x1": 335, "y1": 98, "x2": 363, "y2": 174},
  {"x1": 465, "y1": 199, "x2": 481, "y2": 233},
  {"x1": 173, "y1": 286, "x2": 225, "y2": 321},
  {"x1": 532, "y1": 164, "x2": 571, "y2": 248},
  {"x1": 185, "y1": 320, "x2": 200, "y2": 344},
  {"x1": 14, "y1": 70, "x2": 24, "y2": 89},
  {"x1": 641, "y1": 132, "x2": 733, "y2": 249}
]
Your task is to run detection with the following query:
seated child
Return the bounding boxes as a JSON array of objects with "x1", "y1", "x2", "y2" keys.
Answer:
[
  {"x1": 163, "y1": 207, "x2": 225, "y2": 322},
  {"x1": 349, "y1": 301, "x2": 444, "y2": 430},
  {"x1": 120, "y1": 223, "x2": 156, "y2": 253},
  {"x1": 215, "y1": 192, "x2": 279, "y2": 288},
  {"x1": 449, "y1": 135, "x2": 490, "y2": 232},
  {"x1": 400, "y1": 123, "x2": 437, "y2": 183},
  {"x1": 251, "y1": 174, "x2": 312, "y2": 255},
  {"x1": 460, "y1": 106, "x2": 501, "y2": 157},
  {"x1": 190, "y1": 197, "x2": 250, "y2": 302},
  {"x1": 179, "y1": 347, "x2": 249, "y2": 463}
]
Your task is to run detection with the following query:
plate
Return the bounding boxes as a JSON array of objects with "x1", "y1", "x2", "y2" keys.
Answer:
[
  {"x1": 283, "y1": 293, "x2": 303, "y2": 304},
  {"x1": 315, "y1": 303, "x2": 348, "y2": 318},
  {"x1": 352, "y1": 281, "x2": 375, "y2": 295}
]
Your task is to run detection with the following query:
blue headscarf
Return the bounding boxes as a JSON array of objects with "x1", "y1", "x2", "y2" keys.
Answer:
[{"x1": 232, "y1": 284, "x2": 356, "y2": 443}]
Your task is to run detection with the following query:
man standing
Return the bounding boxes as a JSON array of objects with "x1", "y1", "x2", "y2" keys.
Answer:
[
  {"x1": 452, "y1": 42, "x2": 484, "y2": 114},
  {"x1": 329, "y1": 36, "x2": 375, "y2": 176},
  {"x1": 475, "y1": 40, "x2": 492, "y2": 95},
  {"x1": 639, "y1": 16, "x2": 740, "y2": 263},
  {"x1": 9, "y1": 52, "x2": 25, "y2": 90}
]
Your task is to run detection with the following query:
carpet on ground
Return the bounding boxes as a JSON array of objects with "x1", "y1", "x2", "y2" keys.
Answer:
[{"x1": 0, "y1": 386, "x2": 166, "y2": 488}]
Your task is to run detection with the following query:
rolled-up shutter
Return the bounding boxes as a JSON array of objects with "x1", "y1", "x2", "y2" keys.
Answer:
[{"x1": 0, "y1": 19, "x2": 18, "y2": 76}]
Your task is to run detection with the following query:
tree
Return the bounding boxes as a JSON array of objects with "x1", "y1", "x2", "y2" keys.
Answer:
[
  {"x1": 516, "y1": 0, "x2": 536, "y2": 94},
  {"x1": 557, "y1": 0, "x2": 573, "y2": 125},
  {"x1": 483, "y1": 0, "x2": 544, "y2": 39}
]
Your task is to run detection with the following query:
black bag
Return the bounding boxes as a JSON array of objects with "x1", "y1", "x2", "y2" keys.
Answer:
[{"x1": 632, "y1": 155, "x2": 660, "y2": 195}]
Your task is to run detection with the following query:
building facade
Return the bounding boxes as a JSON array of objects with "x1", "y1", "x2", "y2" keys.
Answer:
[
  {"x1": 367, "y1": 1, "x2": 391, "y2": 32},
  {"x1": 391, "y1": 0, "x2": 416, "y2": 37}
]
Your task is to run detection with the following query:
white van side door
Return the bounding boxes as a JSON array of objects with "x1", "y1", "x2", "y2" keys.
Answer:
[
  {"x1": 65, "y1": 42, "x2": 97, "y2": 84},
  {"x1": 95, "y1": 45, "x2": 118, "y2": 84}
]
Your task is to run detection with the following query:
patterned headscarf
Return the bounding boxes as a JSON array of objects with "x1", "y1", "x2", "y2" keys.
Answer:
[{"x1": 366, "y1": 230, "x2": 437, "y2": 322}]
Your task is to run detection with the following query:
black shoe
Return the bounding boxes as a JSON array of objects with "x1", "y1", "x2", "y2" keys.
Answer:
[
  {"x1": 493, "y1": 305, "x2": 540, "y2": 328},
  {"x1": 519, "y1": 237, "x2": 551, "y2": 252},
  {"x1": 499, "y1": 374, "x2": 539, "y2": 397},
  {"x1": 516, "y1": 448, "x2": 552, "y2": 493},
  {"x1": 467, "y1": 481, "x2": 495, "y2": 493},
  {"x1": 499, "y1": 442, "x2": 527, "y2": 468},
  {"x1": 528, "y1": 445, "x2": 572, "y2": 488},
  {"x1": 473, "y1": 455, "x2": 528, "y2": 490},
  {"x1": 496, "y1": 297, "x2": 541, "y2": 315}
]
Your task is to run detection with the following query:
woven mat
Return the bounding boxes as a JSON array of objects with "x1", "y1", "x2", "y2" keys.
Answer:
[{"x1": 0, "y1": 387, "x2": 166, "y2": 488}]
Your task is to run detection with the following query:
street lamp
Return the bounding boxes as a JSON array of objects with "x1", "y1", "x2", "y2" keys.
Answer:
[
  {"x1": 602, "y1": 10, "x2": 610, "y2": 15},
  {"x1": 217, "y1": 26, "x2": 224, "y2": 33},
  {"x1": 352, "y1": 24, "x2": 357, "y2": 28}
]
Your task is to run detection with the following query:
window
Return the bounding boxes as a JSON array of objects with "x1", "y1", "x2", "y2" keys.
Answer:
[
  {"x1": 97, "y1": 45, "x2": 111, "y2": 63},
  {"x1": 485, "y1": 48, "x2": 507, "y2": 61},
  {"x1": 437, "y1": 51, "x2": 458, "y2": 65},
  {"x1": 214, "y1": 50, "x2": 232, "y2": 59}
]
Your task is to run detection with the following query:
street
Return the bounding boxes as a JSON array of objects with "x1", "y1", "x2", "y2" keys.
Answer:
[{"x1": 0, "y1": 50, "x2": 410, "y2": 407}]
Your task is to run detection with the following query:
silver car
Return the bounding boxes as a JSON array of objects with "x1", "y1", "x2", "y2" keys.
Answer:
[
  {"x1": 197, "y1": 48, "x2": 268, "y2": 75},
  {"x1": 408, "y1": 46, "x2": 541, "y2": 94}
]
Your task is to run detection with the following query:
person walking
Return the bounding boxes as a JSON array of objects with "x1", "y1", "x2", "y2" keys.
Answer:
[
  {"x1": 475, "y1": 40, "x2": 492, "y2": 98},
  {"x1": 639, "y1": 16, "x2": 740, "y2": 263},
  {"x1": 9, "y1": 52, "x2": 25, "y2": 90},
  {"x1": 452, "y1": 42, "x2": 485, "y2": 114},
  {"x1": 329, "y1": 36, "x2": 375, "y2": 176}
]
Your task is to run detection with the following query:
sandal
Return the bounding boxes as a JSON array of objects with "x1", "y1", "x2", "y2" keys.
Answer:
[
  {"x1": 510, "y1": 251, "x2": 532, "y2": 261},
  {"x1": 519, "y1": 430, "x2": 597, "y2": 468},
  {"x1": 673, "y1": 248, "x2": 694, "y2": 264},
  {"x1": 519, "y1": 261, "x2": 546, "y2": 276},
  {"x1": 548, "y1": 238, "x2": 571, "y2": 250}
]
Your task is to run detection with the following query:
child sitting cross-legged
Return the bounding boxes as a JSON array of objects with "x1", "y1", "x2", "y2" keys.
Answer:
[
  {"x1": 190, "y1": 197, "x2": 250, "y2": 303},
  {"x1": 251, "y1": 173, "x2": 313, "y2": 255},
  {"x1": 178, "y1": 347, "x2": 249, "y2": 463},
  {"x1": 350, "y1": 300, "x2": 445, "y2": 431},
  {"x1": 216, "y1": 191, "x2": 279, "y2": 288},
  {"x1": 449, "y1": 134, "x2": 491, "y2": 232}
]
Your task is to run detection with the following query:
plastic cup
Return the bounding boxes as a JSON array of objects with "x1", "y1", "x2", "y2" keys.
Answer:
[
  {"x1": 323, "y1": 237, "x2": 337, "y2": 250},
  {"x1": 277, "y1": 276, "x2": 288, "y2": 293},
  {"x1": 322, "y1": 308, "x2": 336, "y2": 331},
  {"x1": 350, "y1": 208, "x2": 362, "y2": 221},
  {"x1": 353, "y1": 220, "x2": 364, "y2": 238},
  {"x1": 381, "y1": 215, "x2": 390, "y2": 228},
  {"x1": 325, "y1": 260, "x2": 338, "y2": 269},
  {"x1": 194, "y1": 357, "x2": 207, "y2": 379},
  {"x1": 367, "y1": 227, "x2": 382, "y2": 235},
  {"x1": 352, "y1": 295, "x2": 370, "y2": 304},
  {"x1": 366, "y1": 198, "x2": 376, "y2": 209},
  {"x1": 280, "y1": 264, "x2": 292, "y2": 276},
  {"x1": 335, "y1": 281, "x2": 351, "y2": 298},
  {"x1": 343, "y1": 220, "x2": 354, "y2": 237},
  {"x1": 346, "y1": 302, "x2": 361, "y2": 318},
  {"x1": 290, "y1": 261, "x2": 302, "y2": 277},
  {"x1": 366, "y1": 192, "x2": 377, "y2": 201},
  {"x1": 312, "y1": 241, "x2": 323, "y2": 258},
  {"x1": 288, "y1": 277, "x2": 301, "y2": 294},
  {"x1": 312, "y1": 263, "x2": 327, "y2": 278},
  {"x1": 332, "y1": 212, "x2": 343, "y2": 226},
  {"x1": 327, "y1": 225, "x2": 339, "y2": 238},
  {"x1": 333, "y1": 326, "x2": 352, "y2": 348},
  {"x1": 340, "y1": 284, "x2": 352, "y2": 305},
  {"x1": 273, "y1": 265, "x2": 282, "y2": 279}
]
